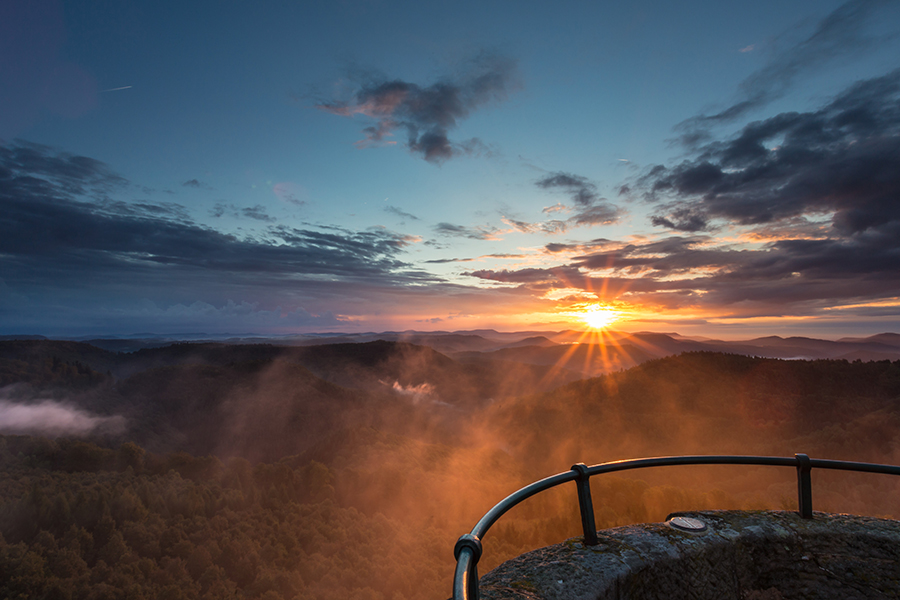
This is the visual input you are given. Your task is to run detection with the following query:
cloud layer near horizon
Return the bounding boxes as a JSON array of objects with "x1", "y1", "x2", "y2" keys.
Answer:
[
  {"x1": 468, "y1": 69, "x2": 900, "y2": 320},
  {"x1": 0, "y1": 141, "x2": 451, "y2": 332}
]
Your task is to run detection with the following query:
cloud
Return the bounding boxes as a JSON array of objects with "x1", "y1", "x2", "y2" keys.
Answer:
[
  {"x1": 650, "y1": 206, "x2": 710, "y2": 232},
  {"x1": 183, "y1": 178, "x2": 203, "y2": 188},
  {"x1": 508, "y1": 171, "x2": 622, "y2": 234},
  {"x1": 0, "y1": 141, "x2": 437, "y2": 314},
  {"x1": 417, "y1": 317, "x2": 445, "y2": 323},
  {"x1": 102, "y1": 299, "x2": 348, "y2": 331},
  {"x1": 385, "y1": 205, "x2": 420, "y2": 221},
  {"x1": 0, "y1": 398, "x2": 126, "y2": 436},
  {"x1": 469, "y1": 68, "x2": 900, "y2": 320},
  {"x1": 643, "y1": 69, "x2": 900, "y2": 237},
  {"x1": 434, "y1": 222, "x2": 501, "y2": 241},
  {"x1": 0, "y1": 140, "x2": 125, "y2": 198},
  {"x1": 318, "y1": 52, "x2": 520, "y2": 163},
  {"x1": 677, "y1": 0, "x2": 898, "y2": 141},
  {"x1": 273, "y1": 182, "x2": 306, "y2": 206},
  {"x1": 536, "y1": 172, "x2": 600, "y2": 206},
  {"x1": 543, "y1": 238, "x2": 614, "y2": 254},
  {"x1": 468, "y1": 223, "x2": 900, "y2": 317},
  {"x1": 423, "y1": 257, "x2": 475, "y2": 264},
  {"x1": 211, "y1": 203, "x2": 277, "y2": 222}
]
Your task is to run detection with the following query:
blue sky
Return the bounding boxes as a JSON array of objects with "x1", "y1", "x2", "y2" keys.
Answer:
[{"x1": 2, "y1": 0, "x2": 900, "y2": 338}]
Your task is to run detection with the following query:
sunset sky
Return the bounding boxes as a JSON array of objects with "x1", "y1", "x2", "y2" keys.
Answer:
[{"x1": 2, "y1": 0, "x2": 899, "y2": 338}]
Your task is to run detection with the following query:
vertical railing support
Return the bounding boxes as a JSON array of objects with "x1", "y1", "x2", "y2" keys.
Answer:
[
  {"x1": 795, "y1": 453, "x2": 813, "y2": 519},
  {"x1": 571, "y1": 463, "x2": 599, "y2": 546},
  {"x1": 454, "y1": 534, "x2": 483, "y2": 600}
]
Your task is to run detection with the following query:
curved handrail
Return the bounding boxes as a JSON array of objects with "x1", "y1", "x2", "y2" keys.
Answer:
[{"x1": 452, "y1": 453, "x2": 900, "y2": 600}]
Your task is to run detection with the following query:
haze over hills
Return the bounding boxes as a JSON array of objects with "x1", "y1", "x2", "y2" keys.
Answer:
[{"x1": 0, "y1": 333, "x2": 899, "y2": 599}]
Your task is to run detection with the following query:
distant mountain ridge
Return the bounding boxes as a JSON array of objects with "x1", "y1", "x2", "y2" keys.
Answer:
[{"x1": 2, "y1": 330, "x2": 898, "y2": 379}]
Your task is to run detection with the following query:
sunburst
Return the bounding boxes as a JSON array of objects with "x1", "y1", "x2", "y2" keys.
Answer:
[{"x1": 582, "y1": 305, "x2": 620, "y2": 330}]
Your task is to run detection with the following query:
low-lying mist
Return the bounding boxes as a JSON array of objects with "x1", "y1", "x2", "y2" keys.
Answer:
[{"x1": 0, "y1": 396, "x2": 126, "y2": 437}]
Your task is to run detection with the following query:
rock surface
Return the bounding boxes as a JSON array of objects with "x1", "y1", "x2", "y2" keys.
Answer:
[{"x1": 479, "y1": 510, "x2": 900, "y2": 600}]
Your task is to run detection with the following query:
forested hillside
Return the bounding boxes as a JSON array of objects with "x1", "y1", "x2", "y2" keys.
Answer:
[{"x1": 1, "y1": 341, "x2": 899, "y2": 599}]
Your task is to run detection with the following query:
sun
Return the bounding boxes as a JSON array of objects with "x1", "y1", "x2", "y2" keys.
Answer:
[{"x1": 581, "y1": 305, "x2": 620, "y2": 330}]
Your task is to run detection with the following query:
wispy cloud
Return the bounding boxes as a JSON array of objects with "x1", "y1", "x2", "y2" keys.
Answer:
[
  {"x1": 211, "y1": 203, "x2": 276, "y2": 222},
  {"x1": 318, "y1": 52, "x2": 520, "y2": 163},
  {"x1": 273, "y1": 182, "x2": 306, "y2": 206},
  {"x1": 505, "y1": 171, "x2": 622, "y2": 235},
  {"x1": 677, "y1": 0, "x2": 898, "y2": 144},
  {"x1": 434, "y1": 222, "x2": 502, "y2": 241},
  {"x1": 385, "y1": 205, "x2": 420, "y2": 221},
  {"x1": 423, "y1": 257, "x2": 475, "y2": 264}
]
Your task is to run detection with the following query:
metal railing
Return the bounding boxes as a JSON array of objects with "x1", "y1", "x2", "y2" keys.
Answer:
[{"x1": 452, "y1": 453, "x2": 900, "y2": 600}]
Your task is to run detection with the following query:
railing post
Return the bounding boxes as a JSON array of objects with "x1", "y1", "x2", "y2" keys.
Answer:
[
  {"x1": 454, "y1": 534, "x2": 483, "y2": 600},
  {"x1": 571, "y1": 463, "x2": 599, "y2": 546},
  {"x1": 795, "y1": 453, "x2": 813, "y2": 519}
]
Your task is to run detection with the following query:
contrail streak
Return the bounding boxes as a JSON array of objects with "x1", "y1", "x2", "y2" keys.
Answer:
[{"x1": 101, "y1": 85, "x2": 133, "y2": 93}]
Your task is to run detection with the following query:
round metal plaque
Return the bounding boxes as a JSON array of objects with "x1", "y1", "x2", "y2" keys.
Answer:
[{"x1": 667, "y1": 516, "x2": 708, "y2": 533}]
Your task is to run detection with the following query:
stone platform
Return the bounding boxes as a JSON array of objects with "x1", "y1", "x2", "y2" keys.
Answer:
[{"x1": 479, "y1": 510, "x2": 900, "y2": 600}]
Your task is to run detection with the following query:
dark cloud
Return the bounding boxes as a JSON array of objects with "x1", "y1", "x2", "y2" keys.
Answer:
[
  {"x1": 536, "y1": 172, "x2": 599, "y2": 206},
  {"x1": 91, "y1": 199, "x2": 192, "y2": 222},
  {"x1": 434, "y1": 222, "x2": 499, "y2": 240},
  {"x1": 0, "y1": 140, "x2": 125, "y2": 199},
  {"x1": 467, "y1": 225, "x2": 900, "y2": 316},
  {"x1": 570, "y1": 204, "x2": 621, "y2": 227},
  {"x1": 211, "y1": 203, "x2": 276, "y2": 223},
  {"x1": 417, "y1": 317, "x2": 445, "y2": 323},
  {"x1": 493, "y1": 71, "x2": 900, "y2": 317},
  {"x1": 514, "y1": 171, "x2": 621, "y2": 233},
  {"x1": 242, "y1": 205, "x2": 274, "y2": 222},
  {"x1": 0, "y1": 141, "x2": 434, "y2": 294},
  {"x1": 423, "y1": 257, "x2": 474, "y2": 264},
  {"x1": 644, "y1": 69, "x2": 900, "y2": 237},
  {"x1": 318, "y1": 52, "x2": 519, "y2": 163},
  {"x1": 543, "y1": 238, "x2": 613, "y2": 255},
  {"x1": 677, "y1": 0, "x2": 897, "y2": 142},
  {"x1": 385, "y1": 205, "x2": 420, "y2": 221},
  {"x1": 183, "y1": 179, "x2": 202, "y2": 188},
  {"x1": 650, "y1": 206, "x2": 710, "y2": 232},
  {"x1": 503, "y1": 216, "x2": 567, "y2": 235}
]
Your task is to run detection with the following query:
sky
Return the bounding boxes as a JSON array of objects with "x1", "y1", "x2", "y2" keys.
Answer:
[{"x1": 2, "y1": 0, "x2": 900, "y2": 339}]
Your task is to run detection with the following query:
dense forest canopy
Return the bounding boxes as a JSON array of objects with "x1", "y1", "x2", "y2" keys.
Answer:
[{"x1": 1, "y1": 339, "x2": 899, "y2": 599}]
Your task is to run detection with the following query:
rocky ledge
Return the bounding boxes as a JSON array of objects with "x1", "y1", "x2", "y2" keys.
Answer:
[{"x1": 479, "y1": 510, "x2": 900, "y2": 600}]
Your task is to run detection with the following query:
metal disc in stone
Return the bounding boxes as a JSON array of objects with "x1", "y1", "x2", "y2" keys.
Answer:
[{"x1": 667, "y1": 516, "x2": 707, "y2": 532}]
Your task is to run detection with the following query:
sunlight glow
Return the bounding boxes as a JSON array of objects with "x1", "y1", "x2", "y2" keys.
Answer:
[{"x1": 581, "y1": 305, "x2": 620, "y2": 330}]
